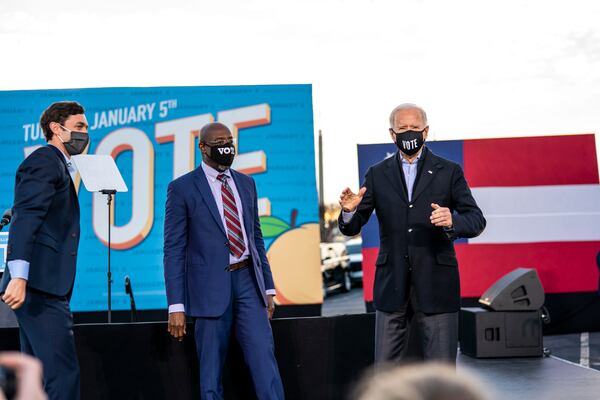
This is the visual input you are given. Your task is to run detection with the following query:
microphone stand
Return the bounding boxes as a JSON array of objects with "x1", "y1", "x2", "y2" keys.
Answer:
[
  {"x1": 125, "y1": 276, "x2": 137, "y2": 322},
  {"x1": 100, "y1": 189, "x2": 117, "y2": 323}
]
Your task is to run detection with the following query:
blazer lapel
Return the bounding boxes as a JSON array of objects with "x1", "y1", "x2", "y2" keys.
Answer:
[
  {"x1": 230, "y1": 170, "x2": 253, "y2": 240},
  {"x1": 192, "y1": 168, "x2": 227, "y2": 237},
  {"x1": 411, "y1": 147, "x2": 443, "y2": 202},
  {"x1": 383, "y1": 153, "x2": 408, "y2": 204},
  {"x1": 47, "y1": 145, "x2": 80, "y2": 215}
]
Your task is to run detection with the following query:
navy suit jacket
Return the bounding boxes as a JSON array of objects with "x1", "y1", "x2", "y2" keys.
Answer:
[
  {"x1": 1, "y1": 145, "x2": 80, "y2": 298},
  {"x1": 163, "y1": 166, "x2": 275, "y2": 318},
  {"x1": 338, "y1": 147, "x2": 486, "y2": 314}
]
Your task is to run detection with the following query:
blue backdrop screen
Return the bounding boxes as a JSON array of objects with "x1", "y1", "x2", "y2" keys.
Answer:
[{"x1": 0, "y1": 85, "x2": 318, "y2": 312}]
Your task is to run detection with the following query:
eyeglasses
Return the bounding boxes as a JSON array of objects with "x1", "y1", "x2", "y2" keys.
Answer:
[{"x1": 202, "y1": 138, "x2": 236, "y2": 146}]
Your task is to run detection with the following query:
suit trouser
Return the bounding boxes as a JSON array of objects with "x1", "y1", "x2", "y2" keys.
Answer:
[
  {"x1": 375, "y1": 288, "x2": 458, "y2": 365},
  {"x1": 15, "y1": 289, "x2": 80, "y2": 400},
  {"x1": 194, "y1": 266, "x2": 284, "y2": 400}
]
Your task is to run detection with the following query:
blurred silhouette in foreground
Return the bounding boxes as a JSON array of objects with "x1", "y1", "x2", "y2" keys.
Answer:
[
  {"x1": 0, "y1": 352, "x2": 47, "y2": 400},
  {"x1": 353, "y1": 362, "x2": 491, "y2": 400}
]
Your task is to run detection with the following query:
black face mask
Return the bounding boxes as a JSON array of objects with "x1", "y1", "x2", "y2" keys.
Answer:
[
  {"x1": 393, "y1": 129, "x2": 425, "y2": 156},
  {"x1": 204, "y1": 142, "x2": 236, "y2": 168},
  {"x1": 58, "y1": 126, "x2": 90, "y2": 156}
]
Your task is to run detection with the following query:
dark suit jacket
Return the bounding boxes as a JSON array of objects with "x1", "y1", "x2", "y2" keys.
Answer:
[
  {"x1": 1, "y1": 145, "x2": 80, "y2": 298},
  {"x1": 163, "y1": 166, "x2": 275, "y2": 318},
  {"x1": 338, "y1": 147, "x2": 485, "y2": 313}
]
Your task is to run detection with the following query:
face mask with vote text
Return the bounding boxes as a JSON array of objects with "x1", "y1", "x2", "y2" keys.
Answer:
[
  {"x1": 394, "y1": 129, "x2": 425, "y2": 156},
  {"x1": 206, "y1": 142, "x2": 236, "y2": 167}
]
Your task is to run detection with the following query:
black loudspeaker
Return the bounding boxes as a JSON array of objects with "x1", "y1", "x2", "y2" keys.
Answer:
[
  {"x1": 459, "y1": 307, "x2": 542, "y2": 358},
  {"x1": 479, "y1": 268, "x2": 545, "y2": 311}
]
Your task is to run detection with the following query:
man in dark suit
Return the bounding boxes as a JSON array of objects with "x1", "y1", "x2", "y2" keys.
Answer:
[
  {"x1": 163, "y1": 122, "x2": 284, "y2": 399},
  {"x1": 1, "y1": 101, "x2": 89, "y2": 399},
  {"x1": 338, "y1": 103, "x2": 485, "y2": 364}
]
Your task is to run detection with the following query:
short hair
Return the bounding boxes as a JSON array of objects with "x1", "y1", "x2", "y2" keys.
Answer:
[
  {"x1": 353, "y1": 363, "x2": 491, "y2": 400},
  {"x1": 389, "y1": 103, "x2": 428, "y2": 128},
  {"x1": 40, "y1": 101, "x2": 85, "y2": 141},
  {"x1": 199, "y1": 122, "x2": 231, "y2": 143}
]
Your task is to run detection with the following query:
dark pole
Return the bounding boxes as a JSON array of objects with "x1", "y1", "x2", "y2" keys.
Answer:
[
  {"x1": 101, "y1": 189, "x2": 117, "y2": 323},
  {"x1": 318, "y1": 130, "x2": 325, "y2": 242}
]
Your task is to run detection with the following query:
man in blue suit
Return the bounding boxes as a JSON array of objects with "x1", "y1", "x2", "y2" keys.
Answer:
[
  {"x1": 163, "y1": 122, "x2": 284, "y2": 399},
  {"x1": 1, "y1": 101, "x2": 90, "y2": 400}
]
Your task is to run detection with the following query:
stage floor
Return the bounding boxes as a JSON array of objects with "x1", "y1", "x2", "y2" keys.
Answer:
[
  {"x1": 3, "y1": 288, "x2": 600, "y2": 399},
  {"x1": 544, "y1": 332, "x2": 600, "y2": 371},
  {"x1": 325, "y1": 288, "x2": 600, "y2": 399},
  {"x1": 2, "y1": 322, "x2": 600, "y2": 399},
  {"x1": 458, "y1": 354, "x2": 600, "y2": 400}
]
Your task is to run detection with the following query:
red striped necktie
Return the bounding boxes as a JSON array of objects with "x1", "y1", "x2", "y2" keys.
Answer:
[{"x1": 217, "y1": 174, "x2": 246, "y2": 258}]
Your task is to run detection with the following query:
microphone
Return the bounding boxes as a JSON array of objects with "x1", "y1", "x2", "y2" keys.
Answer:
[
  {"x1": 124, "y1": 276, "x2": 137, "y2": 322},
  {"x1": 0, "y1": 209, "x2": 11, "y2": 231},
  {"x1": 124, "y1": 275, "x2": 131, "y2": 295}
]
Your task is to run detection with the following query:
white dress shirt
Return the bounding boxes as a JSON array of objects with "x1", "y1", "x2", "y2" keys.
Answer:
[{"x1": 202, "y1": 163, "x2": 251, "y2": 264}]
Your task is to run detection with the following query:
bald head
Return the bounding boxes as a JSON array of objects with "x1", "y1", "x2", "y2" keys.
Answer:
[
  {"x1": 200, "y1": 122, "x2": 231, "y2": 143},
  {"x1": 199, "y1": 122, "x2": 236, "y2": 170}
]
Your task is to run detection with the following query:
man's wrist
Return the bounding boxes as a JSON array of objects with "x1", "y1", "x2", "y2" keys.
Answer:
[
  {"x1": 168, "y1": 303, "x2": 185, "y2": 314},
  {"x1": 341, "y1": 208, "x2": 357, "y2": 224},
  {"x1": 7, "y1": 260, "x2": 30, "y2": 281}
]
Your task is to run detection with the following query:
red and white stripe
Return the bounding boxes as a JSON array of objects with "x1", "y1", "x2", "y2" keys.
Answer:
[{"x1": 459, "y1": 134, "x2": 600, "y2": 297}]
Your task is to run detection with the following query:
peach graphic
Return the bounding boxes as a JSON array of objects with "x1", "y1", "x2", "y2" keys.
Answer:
[{"x1": 262, "y1": 210, "x2": 323, "y2": 305}]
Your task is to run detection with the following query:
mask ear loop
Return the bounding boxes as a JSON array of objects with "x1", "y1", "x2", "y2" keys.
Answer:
[{"x1": 55, "y1": 123, "x2": 71, "y2": 143}]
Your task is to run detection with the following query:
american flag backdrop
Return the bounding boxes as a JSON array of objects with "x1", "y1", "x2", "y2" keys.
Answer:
[{"x1": 356, "y1": 134, "x2": 600, "y2": 304}]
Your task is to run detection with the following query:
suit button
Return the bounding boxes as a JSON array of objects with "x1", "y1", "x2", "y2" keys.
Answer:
[
  {"x1": 71, "y1": 232, "x2": 77, "y2": 238},
  {"x1": 409, "y1": 204, "x2": 413, "y2": 208},
  {"x1": 70, "y1": 251, "x2": 77, "y2": 256},
  {"x1": 404, "y1": 255, "x2": 409, "y2": 259},
  {"x1": 408, "y1": 228, "x2": 413, "y2": 233}
]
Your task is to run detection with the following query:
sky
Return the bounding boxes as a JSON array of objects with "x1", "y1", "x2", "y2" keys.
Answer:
[{"x1": 1, "y1": 0, "x2": 599, "y2": 202}]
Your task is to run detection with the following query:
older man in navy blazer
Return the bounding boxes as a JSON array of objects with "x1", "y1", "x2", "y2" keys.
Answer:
[
  {"x1": 163, "y1": 122, "x2": 284, "y2": 399},
  {"x1": 338, "y1": 104, "x2": 486, "y2": 365},
  {"x1": 1, "y1": 101, "x2": 89, "y2": 400}
]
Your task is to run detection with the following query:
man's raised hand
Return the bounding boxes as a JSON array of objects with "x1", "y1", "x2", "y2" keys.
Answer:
[
  {"x1": 339, "y1": 187, "x2": 367, "y2": 212},
  {"x1": 430, "y1": 203, "x2": 453, "y2": 228}
]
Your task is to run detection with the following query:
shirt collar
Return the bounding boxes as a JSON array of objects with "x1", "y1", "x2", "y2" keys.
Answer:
[
  {"x1": 201, "y1": 162, "x2": 231, "y2": 182},
  {"x1": 399, "y1": 147, "x2": 424, "y2": 165}
]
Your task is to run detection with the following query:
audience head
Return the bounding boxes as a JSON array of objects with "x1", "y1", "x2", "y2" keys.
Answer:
[{"x1": 353, "y1": 362, "x2": 491, "y2": 400}]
